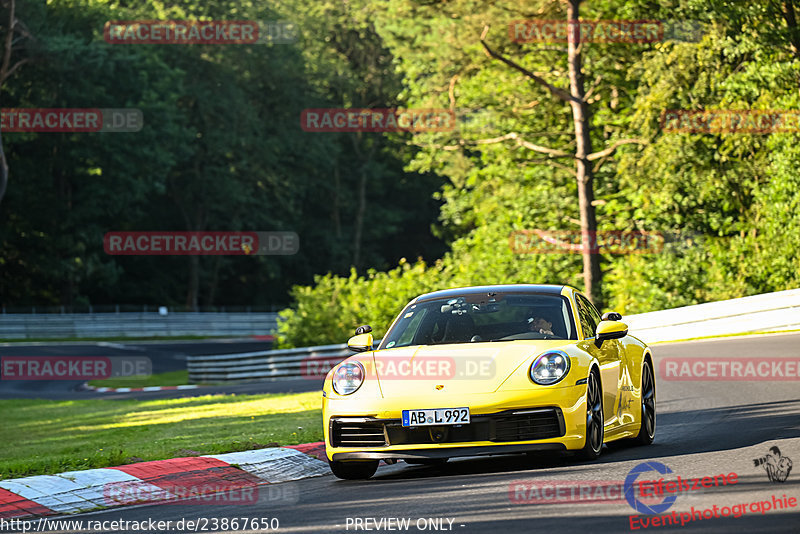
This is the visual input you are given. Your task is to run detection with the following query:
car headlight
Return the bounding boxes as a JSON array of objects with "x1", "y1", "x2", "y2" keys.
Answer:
[
  {"x1": 530, "y1": 351, "x2": 571, "y2": 385},
  {"x1": 332, "y1": 361, "x2": 365, "y2": 395}
]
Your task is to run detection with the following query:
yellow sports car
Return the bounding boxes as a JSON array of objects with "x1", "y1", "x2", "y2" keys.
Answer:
[{"x1": 322, "y1": 284, "x2": 655, "y2": 480}]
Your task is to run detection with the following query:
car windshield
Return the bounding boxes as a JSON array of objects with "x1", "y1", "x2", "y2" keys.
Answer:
[{"x1": 378, "y1": 293, "x2": 577, "y2": 349}]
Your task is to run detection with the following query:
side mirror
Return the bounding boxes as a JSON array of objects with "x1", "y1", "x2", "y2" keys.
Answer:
[
  {"x1": 594, "y1": 320, "x2": 628, "y2": 347},
  {"x1": 347, "y1": 333, "x2": 374, "y2": 353},
  {"x1": 602, "y1": 311, "x2": 622, "y2": 321}
]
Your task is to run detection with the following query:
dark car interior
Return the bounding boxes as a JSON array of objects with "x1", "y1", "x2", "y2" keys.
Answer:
[{"x1": 409, "y1": 296, "x2": 574, "y2": 345}]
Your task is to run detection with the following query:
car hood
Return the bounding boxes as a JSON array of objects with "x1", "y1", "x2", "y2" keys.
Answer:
[{"x1": 370, "y1": 341, "x2": 571, "y2": 396}]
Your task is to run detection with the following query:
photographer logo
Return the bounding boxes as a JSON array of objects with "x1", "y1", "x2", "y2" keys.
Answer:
[{"x1": 754, "y1": 446, "x2": 793, "y2": 483}]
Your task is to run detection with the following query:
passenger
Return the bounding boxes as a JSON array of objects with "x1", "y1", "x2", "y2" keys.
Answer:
[{"x1": 528, "y1": 316, "x2": 554, "y2": 336}]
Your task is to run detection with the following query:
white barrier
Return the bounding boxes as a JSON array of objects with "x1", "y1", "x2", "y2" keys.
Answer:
[{"x1": 624, "y1": 288, "x2": 800, "y2": 344}]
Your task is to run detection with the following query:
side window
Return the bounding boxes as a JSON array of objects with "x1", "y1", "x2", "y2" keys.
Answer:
[
  {"x1": 561, "y1": 298, "x2": 578, "y2": 339},
  {"x1": 583, "y1": 295, "x2": 602, "y2": 331},
  {"x1": 575, "y1": 294, "x2": 599, "y2": 339},
  {"x1": 397, "y1": 309, "x2": 426, "y2": 347}
]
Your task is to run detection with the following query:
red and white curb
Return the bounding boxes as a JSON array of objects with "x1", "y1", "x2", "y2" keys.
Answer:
[{"x1": 0, "y1": 444, "x2": 329, "y2": 519}]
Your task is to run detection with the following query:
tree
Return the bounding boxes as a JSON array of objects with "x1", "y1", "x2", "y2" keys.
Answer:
[
  {"x1": 273, "y1": 0, "x2": 800, "y2": 346},
  {"x1": 477, "y1": 0, "x2": 645, "y2": 304},
  {"x1": 0, "y1": 0, "x2": 446, "y2": 309},
  {"x1": 0, "y1": 0, "x2": 34, "y2": 207}
]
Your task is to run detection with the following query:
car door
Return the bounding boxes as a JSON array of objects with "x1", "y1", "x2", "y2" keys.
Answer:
[{"x1": 575, "y1": 293, "x2": 622, "y2": 426}]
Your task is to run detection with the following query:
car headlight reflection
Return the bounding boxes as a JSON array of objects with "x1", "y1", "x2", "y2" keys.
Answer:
[
  {"x1": 530, "y1": 351, "x2": 571, "y2": 385},
  {"x1": 332, "y1": 361, "x2": 365, "y2": 395}
]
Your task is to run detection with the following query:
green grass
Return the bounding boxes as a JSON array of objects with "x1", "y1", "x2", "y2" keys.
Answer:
[
  {"x1": 0, "y1": 392, "x2": 323, "y2": 480},
  {"x1": 88, "y1": 370, "x2": 191, "y2": 388}
]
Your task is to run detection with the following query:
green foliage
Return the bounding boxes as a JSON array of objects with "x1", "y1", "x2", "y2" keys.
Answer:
[
  {"x1": 606, "y1": 0, "x2": 800, "y2": 311},
  {"x1": 277, "y1": 0, "x2": 800, "y2": 346},
  {"x1": 3, "y1": 0, "x2": 799, "y2": 341},
  {"x1": 0, "y1": 0, "x2": 445, "y2": 309},
  {"x1": 277, "y1": 259, "x2": 443, "y2": 347}
]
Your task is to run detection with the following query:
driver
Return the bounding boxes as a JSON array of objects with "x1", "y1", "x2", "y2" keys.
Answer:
[{"x1": 528, "y1": 316, "x2": 554, "y2": 336}]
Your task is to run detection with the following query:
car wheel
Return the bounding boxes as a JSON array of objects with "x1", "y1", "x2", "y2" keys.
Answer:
[
  {"x1": 633, "y1": 359, "x2": 656, "y2": 445},
  {"x1": 329, "y1": 460, "x2": 379, "y2": 480},
  {"x1": 404, "y1": 458, "x2": 448, "y2": 466},
  {"x1": 577, "y1": 369, "x2": 603, "y2": 460}
]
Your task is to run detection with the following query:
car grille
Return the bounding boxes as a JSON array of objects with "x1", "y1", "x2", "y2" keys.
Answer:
[
  {"x1": 330, "y1": 420, "x2": 387, "y2": 447},
  {"x1": 493, "y1": 410, "x2": 564, "y2": 442},
  {"x1": 329, "y1": 408, "x2": 564, "y2": 447}
]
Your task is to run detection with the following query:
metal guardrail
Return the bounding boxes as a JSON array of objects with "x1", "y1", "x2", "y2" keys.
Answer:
[
  {"x1": 1, "y1": 305, "x2": 281, "y2": 314},
  {"x1": 0, "y1": 312, "x2": 279, "y2": 339},
  {"x1": 187, "y1": 343, "x2": 353, "y2": 383},
  {"x1": 185, "y1": 288, "x2": 800, "y2": 383}
]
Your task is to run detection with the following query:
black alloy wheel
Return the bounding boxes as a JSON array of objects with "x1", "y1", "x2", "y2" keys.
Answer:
[{"x1": 578, "y1": 369, "x2": 604, "y2": 460}]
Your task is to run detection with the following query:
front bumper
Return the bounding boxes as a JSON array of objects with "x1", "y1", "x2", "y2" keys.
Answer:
[
  {"x1": 330, "y1": 407, "x2": 565, "y2": 446},
  {"x1": 332, "y1": 443, "x2": 566, "y2": 461},
  {"x1": 323, "y1": 383, "x2": 588, "y2": 461}
]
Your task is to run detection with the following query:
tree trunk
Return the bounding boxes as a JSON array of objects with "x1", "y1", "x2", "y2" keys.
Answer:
[
  {"x1": 0, "y1": 132, "x2": 8, "y2": 206},
  {"x1": 782, "y1": 0, "x2": 800, "y2": 60},
  {"x1": 186, "y1": 254, "x2": 200, "y2": 311},
  {"x1": 173, "y1": 163, "x2": 205, "y2": 311},
  {"x1": 204, "y1": 255, "x2": 221, "y2": 308},
  {"x1": 353, "y1": 163, "x2": 367, "y2": 269},
  {"x1": 333, "y1": 165, "x2": 342, "y2": 239},
  {"x1": 0, "y1": 0, "x2": 16, "y2": 207},
  {"x1": 567, "y1": 0, "x2": 602, "y2": 306},
  {"x1": 350, "y1": 132, "x2": 372, "y2": 270}
]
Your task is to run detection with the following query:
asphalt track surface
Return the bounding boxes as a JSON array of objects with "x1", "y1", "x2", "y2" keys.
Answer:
[{"x1": 11, "y1": 333, "x2": 800, "y2": 533}]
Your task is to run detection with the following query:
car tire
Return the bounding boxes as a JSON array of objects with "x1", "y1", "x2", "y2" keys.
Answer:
[
  {"x1": 633, "y1": 359, "x2": 656, "y2": 445},
  {"x1": 329, "y1": 460, "x2": 379, "y2": 480},
  {"x1": 577, "y1": 369, "x2": 603, "y2": 460},
  {"x1": 404, "y1": 458, "x2": 448, "y2": 466}
]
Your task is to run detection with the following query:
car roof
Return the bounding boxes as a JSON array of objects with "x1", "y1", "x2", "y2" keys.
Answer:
[{"x1": 413, "y1": 284, "x2": 572, "y2": 303}]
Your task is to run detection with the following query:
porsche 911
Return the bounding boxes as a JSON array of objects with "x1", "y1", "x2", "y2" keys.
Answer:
[{"x1": 322, "y1": 284, "x2": 655, "y2": 479}]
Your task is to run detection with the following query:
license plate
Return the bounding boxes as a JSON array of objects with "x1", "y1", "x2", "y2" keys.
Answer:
[{"x1": 402, "y1": 407, "x2": 470, "y2": 427}]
